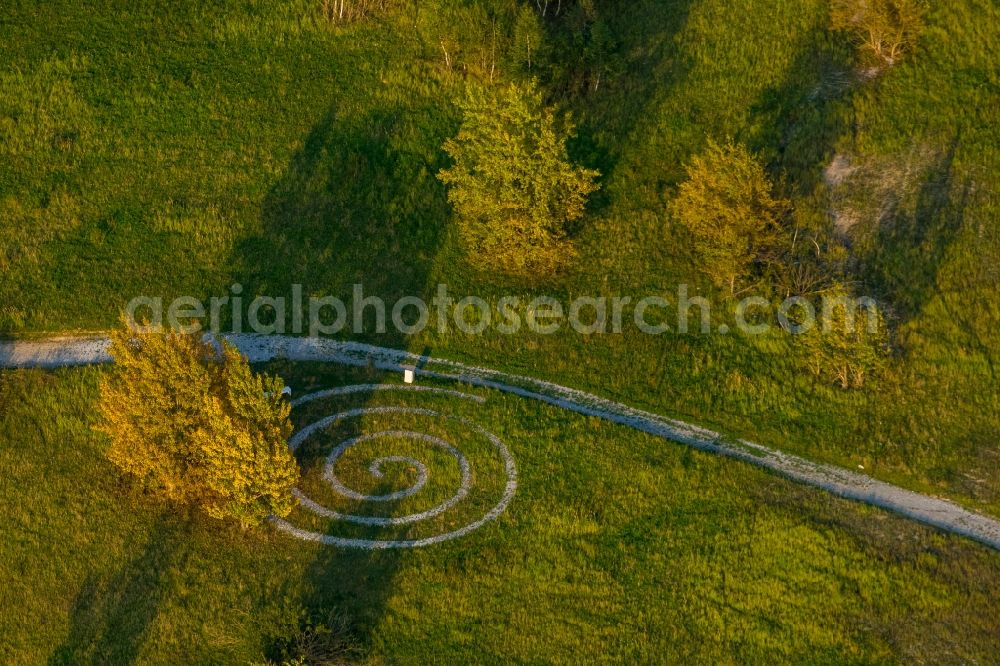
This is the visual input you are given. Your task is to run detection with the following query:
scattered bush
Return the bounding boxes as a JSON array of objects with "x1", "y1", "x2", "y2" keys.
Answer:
[
  {"x1": 259, "y1": 610, "x2": 359, "y2": 666},
  {"x1": 95, "y1": 324, "x2": 299, "y2": 528},
  {"x1": 773, "y1": 204, "x2": 851, "y2": 299},
  {"x1": 799, "y1": 284, "x2": 891, "y2": 389},
  {"x1": 438, "y1": 79, "x2": 599, "y2": 278},
  {"x1": 830, "y1": 0, "x2": 926, "y2": 66},
  {"x1": 670, "y1": 140, "x2": 791, "y2": 296}
]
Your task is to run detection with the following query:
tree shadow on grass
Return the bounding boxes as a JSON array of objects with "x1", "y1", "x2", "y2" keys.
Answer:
[
  {"x1": 537, "y1": 0, "x2": 697, "y2": 200},
  {"x1": 259, "y1": 370, "x2": 413, "y2": 663},
  {"x1": 231, "y1": 99, "x2": 455, "y2": 349},
  {"x1": 746, "y1": 29, "x2": 857, "y2": 195},
  {"x1": 261, "y1": 517, "x2": 407, "y2": 664},
  {"x1": 266, "y1": 529, "x2": 407, "y2": 663},
  {"x1": 235, "y1": 85, "x2": 461, "y2": 656},
  {"x1": 748, "y1": 35, "x2": 973, "y2": 328},
  {"x1": 852, "y1": 138, "x2": 971, "y2": 321},
  {"x1": 48, "y1": 515, "x2": 186, "y2": 665}
]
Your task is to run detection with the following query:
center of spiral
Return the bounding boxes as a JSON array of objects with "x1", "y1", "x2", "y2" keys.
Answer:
[
  {"x1": 337, "y1": 455, "x2": 428, "y2": 502},
  {"x1": 297, "y1": 429, "x2": 473, "y2": 527}
]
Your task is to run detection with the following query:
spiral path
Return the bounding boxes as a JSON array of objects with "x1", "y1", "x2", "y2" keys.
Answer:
[
  {"x1": 3, "y1": 334, "x2": 1000, "y2": 551},
  {"x1": 271, "y1": 385, "x2": 518, "y2": 549}
]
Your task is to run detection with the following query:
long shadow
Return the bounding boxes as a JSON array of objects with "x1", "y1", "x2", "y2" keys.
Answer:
[
  {"x1": 230, "y1": 52, "x2": 464, "y2": 657},
  {"x1": 262, "y1": 517, "x2": 407, "y2": 663},
  {"x1": 270, "y1": 506, "x2": 407, "y2": 663},
  {"x1": 231, "y1": 97, "x2": 455, "y2": 348},
  {"x1": 259, "y1": 369, "x2": 412, "y2": 662},
  {"x1": 48, "y1": 515, "x2": 185, "y2": 665},
  {"x1": 746, "y1": 27, "x2": 857, "y2": 195},
  {"x1": 856, "y1": 138, "x2": 971, "y2": 320},
  {"x1": 535, "y1": 0, "x2": 696, "y2": 196},
  {"x1": 748, "y1": 30, "x2": 972, "y2": 325}
]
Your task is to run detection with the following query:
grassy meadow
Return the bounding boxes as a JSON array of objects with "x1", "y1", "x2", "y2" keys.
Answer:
[
  {"x1": 2, "y1": 0, "x2": 998, "y2": 513},
  {"x1": 2, "y1": 0, "x2": 999, "y2": 662},
  {"x1": 1, "y1": 364, "x2": 1000, "y2": 663}
]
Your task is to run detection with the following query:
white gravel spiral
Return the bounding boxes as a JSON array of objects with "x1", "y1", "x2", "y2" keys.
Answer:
[{"x1": 271, "y1": 385, "x2": 517, "y2": 549}]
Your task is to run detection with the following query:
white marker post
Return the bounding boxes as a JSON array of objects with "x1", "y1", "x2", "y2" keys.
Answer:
[{"x1": 403, "y1": 365, "x2": 415, "y2": 384}]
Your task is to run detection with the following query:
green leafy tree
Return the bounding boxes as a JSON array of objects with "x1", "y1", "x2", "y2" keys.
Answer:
[
  {"x1": 670, "y1": 140, "x2": 790, "y2": 295},
  {"x1": 514, "y1": 4, "x2": 545, "y2": 71},
  {"x1": 799, "y1": 285, "x2": 891, "y2": 389},
  {"x1": 438, "y1": 80, "x2": 600, "y2": 277},
  {"x1": 831, "y1": 0, "x2": 926, "y2": 66},
  {"x1": 95, "y1": 324, "x2": 298, "y2": 527},
  {"x1": 190, "y1": 344, "x2": 299, "y2": 526}
]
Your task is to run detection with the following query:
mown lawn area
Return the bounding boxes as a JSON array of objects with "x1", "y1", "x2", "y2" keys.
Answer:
[{"x1": 2, "y1": 1, "x2": 999, "y2": 660}]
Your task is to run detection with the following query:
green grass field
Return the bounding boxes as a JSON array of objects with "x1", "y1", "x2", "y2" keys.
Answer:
[
  {"x1": 1, "y1": 364, "x2": 999, "y2": 663},
  {"x1": 2, "y1": 0, "x2": 997, "y2": 514},
  {"x1": 2, "y1": 0, "x2": 999, "y2": 661}
]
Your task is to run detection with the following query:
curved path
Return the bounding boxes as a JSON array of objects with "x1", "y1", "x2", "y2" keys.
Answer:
[{"x1": 3, "y1": 333, "x2": 999, "y2": 551}]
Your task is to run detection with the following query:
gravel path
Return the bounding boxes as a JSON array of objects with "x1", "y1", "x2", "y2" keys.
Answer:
[{"x1": 3, "y1": 333, "x2": 999, "y2": 551}]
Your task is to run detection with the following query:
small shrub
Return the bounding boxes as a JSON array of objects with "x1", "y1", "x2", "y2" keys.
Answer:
[
  {"x1": 260, "y1": 610, "x2": 359, "y2": 666},
  {"x1": 830, "y1": 0, "x2": 926, "y2": 67},
  {"x1": 799, "y1": 284, "x2": 891, "y2": 389}
]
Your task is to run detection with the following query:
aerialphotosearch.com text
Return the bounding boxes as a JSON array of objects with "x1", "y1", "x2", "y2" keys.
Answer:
[{"x1": 125, "y1": 283, "x2": 884, "y2": 338}]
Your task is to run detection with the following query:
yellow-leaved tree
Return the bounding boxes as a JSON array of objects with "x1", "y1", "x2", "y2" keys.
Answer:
[
  {"x1": 830, "y1": 0, "x2": 926, "y2": 67},
  {"x1": 670, "y1": 140, "x2": 790, "y2": 296},
  {"x1": 95, "y1": 324, "x2": 299, "y2": 528}
]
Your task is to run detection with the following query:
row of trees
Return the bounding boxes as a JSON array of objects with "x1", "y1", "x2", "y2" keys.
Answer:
[
  {"x1": 433, "y1": 76, "x2": 891, "y2": 388},
  {"x1": 434, "y1": 85, "x2": 889, "y2": 388},
  {"x1": 431, "y1": 0, "x2": 930, "y2": 278},
  {"x1": 319, "y1": 0, "x2": 925, "y2": 87}
]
